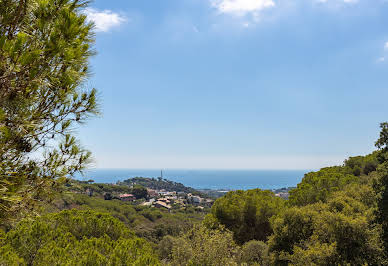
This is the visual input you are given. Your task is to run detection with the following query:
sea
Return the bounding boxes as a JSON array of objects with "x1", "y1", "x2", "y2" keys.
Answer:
[{"x1": 75, "y1": 169, "x2": 312, "y2": 190}]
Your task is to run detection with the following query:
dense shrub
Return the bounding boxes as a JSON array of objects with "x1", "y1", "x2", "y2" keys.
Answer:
[
  {"x1": 239, "y1": 240, "x2": 270, "y2": 265},
  {"x1": 0, "y1": 210, "x2": 160, "y2": 265},
  {"x1": 288, "y1": 167, "x2": 358, "y2": 206},
  {"x1": 269, "y1": 185, "x2": 384, "y2": 265},
  {"x1": 207, "y1": 189, "x2": 284, "y2": 244},
  {"x1": 168, "y1": 226, "x2": 240, "y2": 265}
]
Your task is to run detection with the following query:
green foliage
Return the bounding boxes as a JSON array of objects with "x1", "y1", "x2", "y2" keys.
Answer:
[
  {"x1": 166, "y1": 226, "x2": 240, "y2": 265},
  {"x1": 208, "y1": 189, "x2": 284, "y2": 244},
  {"x1": 140, "y1": 209, "x2": 163, "y2": 222},
  {"x1": 375, "y1": 162, "x2": 388, "y2": 257},
  {"x1": 132, "y1": 185, "x2": 148, "y2": 199},
  {"x1": 239, "y1": 240, "x2": 270, "y2": 265},
  {"x1": 344, "y1": 152, "x2": 379, "y2": 176},
  {"x1": 158, "y1": 235, "x2": 177, "y2": 261},
  {"x1": 376, "y1": 122, "x2": 388, "y2": 153},
  {"x1": 374, "y1": 122, "x2": 388, "y2": 257},
  {"x1": 47, "y1": 192, "x2": 204, "y2": 244},
  {"x1": 71, "y1": 180, "x2": 133, "y2": 195},
  {"x1": 288, "y1": 166, "x2": 358, "y2": 206},
  {"x1": 269, "y1": 184, "x2": 384, "y2": 265},
  {"x1": 0, "y1": 0, "x2": 98, "y2": 224},
  {"x1": 120, "y1": 177, "x2": 203, "y2": 196},
  {"x1": 0, "y1": 210, "x2": 159, "y2": 265}
]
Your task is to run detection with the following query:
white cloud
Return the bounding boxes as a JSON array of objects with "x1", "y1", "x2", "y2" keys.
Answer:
[
  {"x1": 316, "y1": 0, "x2": 358, "y2": 4},
  {"x1": 378, "y1": 57, "x2": 385, "y2": 62},
  {"x1": 212, "y1": 0, "x2": 275, "y2": 15},
  {"x1": 385, "y1": 42, "x2": 388, "y2": 50},
  {"x1": 85, "y1": 8, "x2": 127, "y2": 32}
]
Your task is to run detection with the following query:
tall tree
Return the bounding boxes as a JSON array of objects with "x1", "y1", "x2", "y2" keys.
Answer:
[
  {"x1": 208, "y1": 189, "x2": 284, "y2": 244},
  {"x1": 375, "y1": 122, "x2": 388, "y2": 255},
  {"x1": 0, "y1": 0, "x2": 98, "y2": 224}
]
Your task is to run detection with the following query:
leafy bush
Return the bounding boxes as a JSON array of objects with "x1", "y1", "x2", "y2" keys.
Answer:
[
  {"x1": 0, "y1": 210, "x2": 160, "y2": 265},
  {"x1": 239, "y1": 240, "x2": 270, "y2": 265},
  {"x1": 208, "y1": 189, "x2": 284, "y2": 244},
  {"x1": 269, "y1": 185, "x2": 384, "y2": 265},
  {"x1": 168, "y1": 226, "x2": 240, "y2": 265},
  {"x1": 288, "y1": 166, "x2": 358, "y2": 206}
]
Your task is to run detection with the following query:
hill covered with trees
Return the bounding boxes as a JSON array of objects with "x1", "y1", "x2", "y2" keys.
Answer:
[{"x1": 120, "y1": 177, "x2": 203, "y2": 195}]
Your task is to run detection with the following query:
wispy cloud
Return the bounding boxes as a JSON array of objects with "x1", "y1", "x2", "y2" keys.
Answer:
[
  {"x1": 316, "y1": 0, "x2": 358, "y2": 3},
  {"x1": 210, "y1": 0, "x2": 361, "y2": 26},
  {"x1": 211, "y1": 0, "x2": 275, "y2": 16},
  {"x1": 376, "y1": 42, "x2": 388, "y2": 63},
  {"x1": 85, "y1": 8, "x2": 127, "y2": 32}
]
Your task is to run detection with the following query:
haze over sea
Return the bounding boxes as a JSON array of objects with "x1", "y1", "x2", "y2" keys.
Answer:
[{"x1": 77, "y1": 169, "x2": 311, "y2": 190}]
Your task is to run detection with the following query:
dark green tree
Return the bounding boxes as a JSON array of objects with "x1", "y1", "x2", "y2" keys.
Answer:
[
  {"x1": 167, "y1": 225, "x2": 239, "y2": 265},
  {"x1": 239, "y1": 240, "x2": 270, "y2": 265},
  {"x1": 269, "y1": 184, "x2": 384, "y2": 265},
  {"x1": 132, "y1": 185, "x2": 148, "y2": 199},
  {"x1": 0, "y1": 0, "x2": 98, "y2": 224},
  {"x1": 374, "y1": 122, "x2": 388, "y2": 256},
  {"x1": 288, "y1": 167, "x2": 358, "y2": 206},
  {"x1": 207, "y1": 189, "x2": 284, "y2": 244}
]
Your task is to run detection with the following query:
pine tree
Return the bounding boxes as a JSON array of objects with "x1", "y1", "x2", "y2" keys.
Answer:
[
  {"x1": 375, "y1": 122, "x2": 388, "y2": 256},
  {"x1": 0, "y1": 0, "x2": 98, "y2": 224}
]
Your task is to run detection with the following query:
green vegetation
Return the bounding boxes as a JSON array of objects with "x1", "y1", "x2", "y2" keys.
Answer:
[
  {"x1": 120, "y1": 177, "x2": 202, "y2": 195},
  {"x1": 47, "y1": 186, "x2": 206, "y2": 244},
  {"x1": 0, "y1": 0, "x2": 98, "y2": 224},
  {"x1": 288, "y1": 166, "x2": 358, "y2": 206},
  {"x1": 269, "y1": 184, "x2": 383, "y2": 265},
  {"x1": 206, "y1": 189, "x2": 285, "y2": 244},
  {"x1": 3, "y1": 123, "x2": 388, "y2": 265},
  {"x1": 159, "y1": 225, "x2": 240, "y2": 265},
  {"x1": 2, "y1": 0, "x2": 388, "y2": 265},
  {"x1": 0, "y1": 210, "x2": 159, "y2": 265}
]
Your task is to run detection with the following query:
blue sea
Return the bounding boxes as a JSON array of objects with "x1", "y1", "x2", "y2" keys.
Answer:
[{"x1": 76, "y1": 169, "x2": 311, "y2": 190}]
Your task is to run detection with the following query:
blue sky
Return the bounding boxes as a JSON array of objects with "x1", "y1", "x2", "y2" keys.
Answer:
[{"x1": 78, "y1": 0, "x2": 388, "y2": 169}]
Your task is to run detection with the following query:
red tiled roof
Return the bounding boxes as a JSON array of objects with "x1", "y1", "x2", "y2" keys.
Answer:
[{"x1": 119, "y1": 194, "x2": 134, "y2": 198}]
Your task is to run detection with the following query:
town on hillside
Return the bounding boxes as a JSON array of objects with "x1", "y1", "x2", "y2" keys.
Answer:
[
  {"x1": 75, "y1": 176, "x2": 216, "y2": 211},
  {"x1": 118, "y1": 188, "x2": 214, "y2": 211},
  {"x1": 77, "y1": 176, "x2": 295, "y2": 211}
]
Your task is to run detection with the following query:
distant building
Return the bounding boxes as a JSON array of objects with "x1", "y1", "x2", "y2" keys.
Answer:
[
  {"x1": 154, "y1": 201, "x2": 171, "y2": 210},
  {"x1": 158, "y1": 198, "x2": 171, "y2": 204},
  {"x1": 147, "y1": 189, "x2": 158, "y2": 198},
  {"x1": 158, "y1": 191, "x2": 175, "y2": 196},
  {"x1": 275, "y1": 192, "x2": 289, "y2": 200},
  {"x1": 119, "y1": 194, "x2": 136, "y2": 201},
  {"x1": 204, "y1": 199, "x2": 214, "y2": 207},
  {"x1": 191, "y1": 196, "x2": 202, "y2": 204},
  {"x1": 177, "y1": 191, "x2": 186, "y2": 197}
]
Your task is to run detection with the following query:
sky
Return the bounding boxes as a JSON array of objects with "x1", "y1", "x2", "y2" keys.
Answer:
[{"x1": 77, "y1": 0, "x2": 388, "y2": 170}]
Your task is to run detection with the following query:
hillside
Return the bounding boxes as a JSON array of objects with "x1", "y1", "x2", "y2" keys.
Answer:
[
  {"x1": 45, "y1": 180, "x2": 207, "y2": 244},
  {"x1": 119, "y1": 177, "x2": 203, "y2": 196}
]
